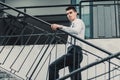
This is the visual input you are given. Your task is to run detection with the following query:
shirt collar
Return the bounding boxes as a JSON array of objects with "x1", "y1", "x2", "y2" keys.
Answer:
[{"x1": 71, "y1": 18, "x2": 77, "y2": 24}]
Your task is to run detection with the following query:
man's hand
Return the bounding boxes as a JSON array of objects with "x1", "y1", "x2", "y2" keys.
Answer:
[{"x1": 51, "y1": 24, "x2": 61, "y2": 30}]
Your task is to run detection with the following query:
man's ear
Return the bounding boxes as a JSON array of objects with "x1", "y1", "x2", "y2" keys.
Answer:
[{"x1": 75, "y1": 12, "x2": 77, "y2": 15}]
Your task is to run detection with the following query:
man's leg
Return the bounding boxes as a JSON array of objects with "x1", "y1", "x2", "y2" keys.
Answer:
[
  {"x1": 69, "y1": 64, "x2": 82, "y2": 80},
  {"x1": 68, "y1": 46, "x2": 83, "y2": 80},
  {"x1": 49, "y1": 54, "x2": 73, "y2": 80}
]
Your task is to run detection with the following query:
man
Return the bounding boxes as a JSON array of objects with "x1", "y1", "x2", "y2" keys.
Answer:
[{"x1": 49, "y1": 6, "x2": 85, "y2": 80}]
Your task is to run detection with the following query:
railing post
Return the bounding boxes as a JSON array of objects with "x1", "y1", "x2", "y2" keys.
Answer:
[
  {"x1": 24, "y1": 8, "x2": 26, "y2": 13},
  {"x1": 108, "y1": 59, "x2": 111, "y2": 80}
]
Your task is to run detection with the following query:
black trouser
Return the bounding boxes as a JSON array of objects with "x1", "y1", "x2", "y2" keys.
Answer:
[{"x1": 49, "y1": 45, "x2": 83, "y2": 80}]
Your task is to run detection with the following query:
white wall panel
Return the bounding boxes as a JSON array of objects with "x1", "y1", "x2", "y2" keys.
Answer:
[{"x1": 5, "y1": 0, "x2": 71, "y2": 15}]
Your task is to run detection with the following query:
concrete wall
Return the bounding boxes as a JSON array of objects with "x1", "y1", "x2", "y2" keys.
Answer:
[{"x1": 5, "y1": 0, "x2": 70, "y2": 7}]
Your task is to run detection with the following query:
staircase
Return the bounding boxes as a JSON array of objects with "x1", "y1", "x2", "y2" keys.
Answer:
[{"x1": 0, "y1": 1, "x2": 120, "y2": 80}]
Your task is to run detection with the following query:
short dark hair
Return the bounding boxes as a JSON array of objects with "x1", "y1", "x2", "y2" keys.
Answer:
[{"x1": 66, "y1": 6, "x2": 77, "y2": 12}]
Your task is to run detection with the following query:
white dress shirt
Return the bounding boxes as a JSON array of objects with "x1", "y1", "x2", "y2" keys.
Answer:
[{"x1": 60, "y1": 18, "x2": 85, "y2": 47}]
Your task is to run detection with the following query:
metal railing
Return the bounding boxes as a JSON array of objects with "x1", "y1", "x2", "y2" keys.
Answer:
[
  {"x1": 0, "y1": 1, "x2": 120, "y2": 80},
  {"x1": 58, "y1": 52, "x2": 120, "y2": 80}
]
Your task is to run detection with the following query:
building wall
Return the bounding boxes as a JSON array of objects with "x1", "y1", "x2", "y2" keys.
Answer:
[
  {"x1": 5, "y1": 0, "x2": 71, "y2": 15},
  {"x1": 5, "y1": 0, "x2": 70, "y2": 6}
]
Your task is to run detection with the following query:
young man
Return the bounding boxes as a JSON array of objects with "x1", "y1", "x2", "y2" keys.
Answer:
[{"x1": 49, "y1": 6, "x2": 85, "y2": 80}]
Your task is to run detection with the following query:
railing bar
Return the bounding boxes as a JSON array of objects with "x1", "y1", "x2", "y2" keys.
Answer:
[
  {"x1": 115, "y1": 67, "x2": 120, "y2": 71},
  {"x1": 28, "y1": 34, "x2": 56, "y2": 80},
  {"x1": 0, "y1": 28, "x2": 16, "y2": 53},
  {"x1": 26, "y1": 35, "x2": 54, "y2": 77},
  {"x1": 16, "y1": 12, "x2": 21, "y2": 18},
  {"x1": 2, "y1": 28, "x2": 15, "y2": 43},
  {"x1": 3, "y1": 17, "x2": 13, "y2": 33},
  {"x1": 88, "y1": 66, "x2": 119, "y2": 80},
  {"x1": 57, "y1": 52, "x2": 120, "y2": 80},
  {"x1": 23, "y1": 21, "x2": 48, "y2": 33},
  {"x1": 7, "y1": 26, "x2": 30, "y2": 67},
  {"x1": 108, "y1": 60, "x2": 111, "y2": 80},
  {"x1": 0, "y1": 33, "x2": 65, "y2": 38},
  {"x1": 80, "y1": 0, "x2": 117, "y2": 3},
  {"x1": 1, "y1": 28, "x2": 18, "y2": 64},
  {"x1": 104, "y1": 61, "x2": 107, "y2": 80},
  {"x1": 0, "y1": 25, "x2": 24, "y2": 64},
  {"x1": 1, "y1": 4, "x2": 79, "y2": 10},
  {"x1": 0, "y1": 17, "x2": 15, "y2": 45},
  {"x1": 0, "y1": 3, "x2": 119, "y2": 10},
  {"x1": 10, "y1": 29, "x2": 34, "y2": 72},
  {"x1": 82, "y1": 49, "x2": 120, "y2": 67},
  {"x1": 114, "y1": 0, "x2": 119, "y2": 38},
  {"x1": 0, "y1": 19, "x2": 14, "y2": 44},
  {"x1": 34, "y1": 44, "x2": 56, "y2": 80},
  {"x1": 83, "y1": 49, "x2": 102, "y2": 59},
  {"x1": 51, "y1": 31, "x2": 67, "y2": 44},
  {"x1": 46, "y1": 51, "x2": 52, "y2": 80},
  {"x1": 64, "y1": 44, "x2": 68, "y2": 77},
  {"x1": 80, "y1": 3, "x2": 120, "y2": 7},
  {"x1": 106, "y1": 73, "x2": 120, "y2": 80},
  {"x1": 10, "y1": 34, "x2": 42, "y2": 72}
]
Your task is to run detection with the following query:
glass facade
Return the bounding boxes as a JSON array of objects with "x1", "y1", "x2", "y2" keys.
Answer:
[
  {"x1": 77, "y1": 0, "x2": 120, "y2": 39},
  {"x1": 76, "y1": 0, "x2": 91, "y2": 38}
]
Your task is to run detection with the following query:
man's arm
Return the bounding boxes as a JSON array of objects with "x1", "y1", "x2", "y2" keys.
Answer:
[{"x1": 51, "y1": 20, "x2": 84, "y2": 35}]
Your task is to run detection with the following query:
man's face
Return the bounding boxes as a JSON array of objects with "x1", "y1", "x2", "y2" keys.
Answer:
[{"x1": 66, "y1": 9, "x2": 77, "y2": 22}]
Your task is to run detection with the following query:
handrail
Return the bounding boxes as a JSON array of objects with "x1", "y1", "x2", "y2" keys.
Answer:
[
  {"x1": 88, "y1": 66, "x2": 120, "y2": 80},
  {"x1": 1, "y1": 4, "x2": 79, "y2": 10},
  {"x1": 82, "y1": 49, "x2": 120, "y2": 68},
  {"x1": 57, "y1": 52, "x2": 120, "y2": 80},
  {"x1": 80, "y1": 0, "x2": 116, "y2": 4},
  {"x1": 106, "y1": 73, "x2": 120, "y2": 80}
]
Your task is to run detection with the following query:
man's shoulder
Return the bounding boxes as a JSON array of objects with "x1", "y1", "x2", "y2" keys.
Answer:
[
  {"x1": 75, "y1": 19, "x2": 84, "y2": 23},
  {"x1": 76, "y1": 19, "x2": 85, "y2": 28}
]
